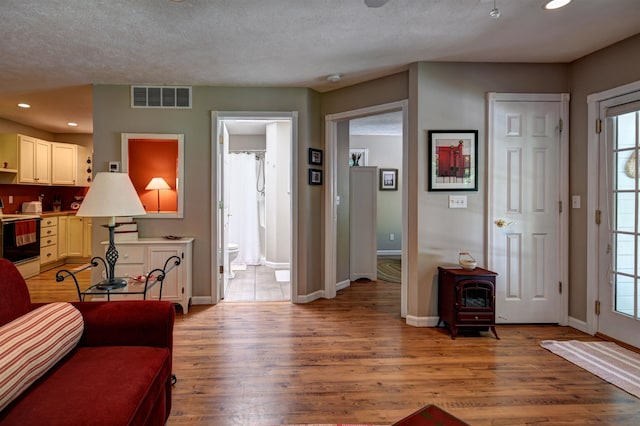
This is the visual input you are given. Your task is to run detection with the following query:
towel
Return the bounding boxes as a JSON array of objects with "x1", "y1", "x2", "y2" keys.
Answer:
[{"x1": 15, "y1": 220, "x2": 37, "y2": 246}]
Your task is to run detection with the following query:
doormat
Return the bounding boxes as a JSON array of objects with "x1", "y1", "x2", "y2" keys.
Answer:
[
  {"x1": 541, "y1": 340, "x2": 640, "y2": 398},
  {"x1": 231, "y1": 264, "x2": 247, "y2": 271},
  {"x1": 275, "y1": 270, "x2": 290, "y2": 282}
]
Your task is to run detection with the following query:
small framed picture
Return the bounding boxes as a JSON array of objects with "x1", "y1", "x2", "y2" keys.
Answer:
[
  {"x1": 308, "y1": 168, "x2": 323, "y2": 185},
  {"x1": 379, "y1": 168, "x2": 398, "y2": 191},
  {"x1": 308, "y1": 148, "x2": 323, "y2": 166},
  {"x1": 109, "y1": 161, "x2": 120, "y2": 173},
  {"x1": 428, "y1": 130, "x2": 478, "y2": 191},
  {"x1": 349, "y1": 148, "x2": 368, "y2": 167}
]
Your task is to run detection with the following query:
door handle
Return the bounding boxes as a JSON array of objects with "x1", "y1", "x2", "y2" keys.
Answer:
[{"x1": 494, "y1": 219, "x2": 513, "y2": 228}]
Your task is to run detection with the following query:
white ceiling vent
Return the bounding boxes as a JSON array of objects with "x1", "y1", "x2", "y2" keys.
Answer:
[{"x1": 131, "y1": 86, "x2": 192, "y2": 108}]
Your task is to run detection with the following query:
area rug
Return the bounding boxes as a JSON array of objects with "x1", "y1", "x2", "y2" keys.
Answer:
[
  {"x1": 283, "y1": 404, "x2": 467, "y2": 426},
  {"x1": 541, "y1": 340, "x2": 640, "y2": 398},
  {"x1": 377, "y1": 257, "x2": 401, "y2": 283}
]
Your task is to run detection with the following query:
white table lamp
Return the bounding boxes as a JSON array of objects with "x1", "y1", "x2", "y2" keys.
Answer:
[{"x1": 76, "y1": 172, "x2": 146, "y2": 289}]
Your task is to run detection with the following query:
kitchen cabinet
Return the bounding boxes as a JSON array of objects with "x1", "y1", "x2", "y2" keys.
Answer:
[
  {"x1": 0, "y1": 134, "x2": 90, "y2": 187},
  {"x1": 19, "y1": 135, "x2": 51, "y2": 184},
  {"x1": 58, "y1": 215, "x2": 68, "y2": 259},
  {"x1": 101, "y1": 238, "x2": 193, "y2": 313},
  {"x1": 67, "y1": 216, "x2": 91, "y2": 259},
  {"x1": 51, "y1": 142, "x2": 77, "y2": 185},
  {"x1": 40, "y1": 216, "x2": 58, "y2": 265}
]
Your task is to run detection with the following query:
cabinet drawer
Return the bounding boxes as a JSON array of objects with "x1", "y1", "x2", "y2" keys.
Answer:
[
  {"x1": 41, "y1": 225, "x2": 57, "y2": 237},
  {"x1": 41, "y1": 218, "x2": 57, "y2": 228},
  {"x1": 40, "y1": 246, "x2": 57, "y2": 264},
  {"x1": 114, "y1": 246, "x2": 145, "y2": 264},
  {"x1": 456, "y1": 312, "x2": 493, "y2": 323},
  {"x1": 114, "y1": 264, "x2": 145, "y2": 278},
  {"x1": 40, "y1": 234, "x2": 57, "y2": 248}
]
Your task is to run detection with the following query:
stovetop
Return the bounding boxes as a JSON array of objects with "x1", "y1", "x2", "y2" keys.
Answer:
[{"x1": 0, "y1": 214, "x2": 40, "y2": 223}]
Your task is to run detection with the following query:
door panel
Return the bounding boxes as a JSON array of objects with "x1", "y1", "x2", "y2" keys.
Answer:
[{"x1": 489, "y1": 99, "x2": 562, "y2": 323}]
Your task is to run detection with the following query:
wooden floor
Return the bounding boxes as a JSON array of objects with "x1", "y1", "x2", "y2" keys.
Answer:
[{"x1": 27, "y1": 267, "x2": 640, "y2": 425}]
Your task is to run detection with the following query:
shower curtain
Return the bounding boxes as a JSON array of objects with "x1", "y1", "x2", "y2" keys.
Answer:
[{"x1": 227, "y1": 153, "x2": 262, "y2": 265}]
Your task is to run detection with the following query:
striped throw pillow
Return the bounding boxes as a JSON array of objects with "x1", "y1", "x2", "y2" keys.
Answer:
[{"x1": 0, "y1": 302, "x2": 84, "y2": 411}]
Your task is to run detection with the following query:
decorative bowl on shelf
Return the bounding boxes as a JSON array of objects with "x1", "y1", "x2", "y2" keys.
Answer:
[{"x1": 459, "y1": 251, "x2": 477, "y2": 270}]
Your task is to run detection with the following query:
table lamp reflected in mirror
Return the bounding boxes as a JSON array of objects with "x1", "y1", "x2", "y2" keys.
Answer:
[
  {"x1": 76, "y1": 172, "x2": 146, "y2": 290},
  {"x1": 145, "y1": 177, "x2": 171, "y2": 213}
]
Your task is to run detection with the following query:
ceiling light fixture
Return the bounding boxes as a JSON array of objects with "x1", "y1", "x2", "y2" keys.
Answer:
[
  {"x1": 489, "y1": 0, "x2": 500, "y2": 18},
  {"x1": 18, "y1": 103, "x2": 30, "y2": 108},
  {"x1": 327, "y1": 73, "x2": 342, "y2": 83},
  {"x1": 67, "y1": 122, "x2": 78, "y2": 127},
  {"x1": 544, "y1": 0, "x2": 572, "y2": 10}
]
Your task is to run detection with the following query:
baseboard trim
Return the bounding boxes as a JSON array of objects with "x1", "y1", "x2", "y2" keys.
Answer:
[
  {"x1": 295, "y1": 290, "x2": 324, "y2": 303},
  {"x1": 568, "y1": 316, "x2": 589, "y2": 334},
  {"x1": 377, "y1": 250, "x2": 401, "y2": 256},
  {"x1": 192, "y1": 296, "x2": 213, "y2": 305},
  {"x1": 406, "y1": 315, "x2": 440, "y2": 327},
  {"x1": 336, "y1": 279, "x2": 350, "y2": 291},
  {"x1": 263, "y1": 261, "x2": 291, "y2": 269}
]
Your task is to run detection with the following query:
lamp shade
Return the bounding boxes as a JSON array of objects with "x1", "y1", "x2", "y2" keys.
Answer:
[
  {"x1": 76, "y1": 172, "x2": 146, "y2": 218},
  {"x1": 145, "y1": 177, "x2": 171, "y2": 191}
]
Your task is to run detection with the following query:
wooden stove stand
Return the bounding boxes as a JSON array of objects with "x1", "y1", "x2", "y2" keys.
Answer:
[{"x1": 437, "y1": 266, "x2": 500, "y2": 340}]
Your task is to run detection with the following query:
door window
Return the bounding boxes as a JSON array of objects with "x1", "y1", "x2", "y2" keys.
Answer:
[{"x1": 608, "y1": 108, "x2": 640, "y2": 318}]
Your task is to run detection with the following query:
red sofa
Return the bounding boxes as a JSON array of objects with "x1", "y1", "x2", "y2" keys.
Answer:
[{"x1": 0, "y1": 259, "x2": 175, "y2": 425}]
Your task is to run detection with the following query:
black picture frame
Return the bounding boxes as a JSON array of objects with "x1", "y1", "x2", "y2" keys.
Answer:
[
  {"x1": 379, "y1": 168, "x2": 398, "y2": 191},
  {"x1": 308, "y1": 168, "x2": 322, "y2": 185},
  {"x1": 428, "y1": 130, "x2": 478, "y2": 191},
  {"x1": 308, "y1": 148, "x2": 323, "y2": 165}
]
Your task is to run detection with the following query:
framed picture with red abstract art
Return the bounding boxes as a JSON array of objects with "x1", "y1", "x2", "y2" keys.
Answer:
[{"x1": 427, "y1": 130, "x2": 478, "y2": 191}]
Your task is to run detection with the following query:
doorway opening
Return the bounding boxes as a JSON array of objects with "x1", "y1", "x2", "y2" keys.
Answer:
[
  {"x1": 324, "y1": 101, "x2": 408, "y2": 317},
  {"x1": 213, "y1": 112, "x2": 297, "y2": 303}
]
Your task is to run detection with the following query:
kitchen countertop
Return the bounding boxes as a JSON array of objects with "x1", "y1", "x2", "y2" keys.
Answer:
[{"x1": 39, "y1": 210, "x2": 78, "y2": 217}]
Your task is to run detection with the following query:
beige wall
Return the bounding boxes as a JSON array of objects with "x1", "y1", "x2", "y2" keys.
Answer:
[
  {"x1": 92, "y1": 85, "x2": 318, "y2": 300},
  {"x1": 84, "y1": 33, "x2": 640, "y2": 322},
  {"x1": 412, "y1": 62, "x2": 570, "y2": 317},
  {"x1": 568, "y1": 33, "x2": 640, "y2": 321}
]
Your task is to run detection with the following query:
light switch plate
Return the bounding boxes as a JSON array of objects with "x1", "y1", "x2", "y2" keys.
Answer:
[{"x1": 449, "y1": 195, "x2": 467, "y2": 208}]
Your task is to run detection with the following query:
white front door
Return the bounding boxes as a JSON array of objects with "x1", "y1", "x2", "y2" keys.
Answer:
[
  {"x1": 488, "y1": 94, "x2": 568, "y2": 323},
  {"x1": 597, "y1": 93, "x2": 640, "y2": 348}
]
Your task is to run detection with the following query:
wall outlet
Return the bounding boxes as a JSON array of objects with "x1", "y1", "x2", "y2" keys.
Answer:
[
  {"x1": 389, "y1": 233, "x2": 395, "y2": 241},
  {"x1": 448, "y1": 195, "x2": 467, "y2": 208}
]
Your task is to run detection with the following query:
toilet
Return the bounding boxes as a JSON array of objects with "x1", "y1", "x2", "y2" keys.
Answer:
[{"x1": 227, "y1": 243, "x2": 240, "y2": 279}]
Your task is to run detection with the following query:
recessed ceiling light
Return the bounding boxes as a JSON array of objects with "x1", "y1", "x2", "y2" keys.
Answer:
[
  {"x1": 544, "y1": 0, "x2": 572, "y2": 10},
  {"x1": 327, "y1": 73, "x2": 342, "y2": 83},
  {"x1": 18, "y1": 103, "x2": 30, "y2": 108},
  {"x1": 67, "y1": 122, "x2": 78, "y2": 127}
]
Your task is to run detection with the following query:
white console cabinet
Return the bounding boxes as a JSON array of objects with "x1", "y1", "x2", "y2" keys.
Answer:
[{"x1": 102, "y1": 238, "x2": 193, "y2": 313}]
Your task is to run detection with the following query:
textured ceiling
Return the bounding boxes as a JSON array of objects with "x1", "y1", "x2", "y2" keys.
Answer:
[{"x1": 0, "y1": 0, "x2": 639, "y2": 134}]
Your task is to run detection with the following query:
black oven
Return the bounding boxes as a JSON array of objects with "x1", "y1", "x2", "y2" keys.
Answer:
[{"x1": 0, "y1": 217, "x2": 41, "y2": 264}]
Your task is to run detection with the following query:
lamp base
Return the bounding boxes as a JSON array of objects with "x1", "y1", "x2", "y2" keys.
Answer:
[{"x1": 95, "y1": 278, "x2": 128, "y2": 290}]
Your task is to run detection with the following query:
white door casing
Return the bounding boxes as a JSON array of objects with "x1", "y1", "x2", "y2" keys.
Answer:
[
  {"x1": 595, "y1": 88, "x2": 640, "y2": 348},
  {"x1": 324, "y1": 100, "x2": 409, "y2": 317},
  {"x1": 487, "y1": 93, "x2": 569, "y2": 324},
  {"x1": 211, "y1": 111, "x2": 298, "y2": 304}
]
